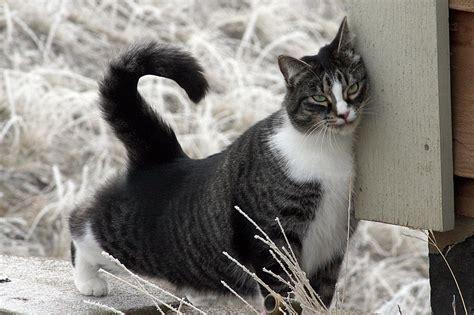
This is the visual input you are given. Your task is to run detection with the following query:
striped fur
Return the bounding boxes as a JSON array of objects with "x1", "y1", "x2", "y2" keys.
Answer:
[{"x1": 69, "y1": 17, "x2": 368, "y2": 309}]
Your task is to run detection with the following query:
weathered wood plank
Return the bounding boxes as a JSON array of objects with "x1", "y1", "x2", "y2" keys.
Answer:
[
  {"x1": 432, "y1": 216, "x2": 474, "y2": 251},
  {"x1": 451, "y1": 9, "x2": 474, "y2": 178},
  {"x1": 450, "y1": 0, "x2": 474, "y2": 12},
  {"x1": 455, "y1": 177, "x2": 474, "y2": 217},
  {"x1": 345, "y1": 0, "x2": 454, "y2": 230}
]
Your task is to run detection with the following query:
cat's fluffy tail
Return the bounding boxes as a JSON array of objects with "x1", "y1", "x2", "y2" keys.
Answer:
[{"x1": 99, "y1": 42, "x2": 208, "y2": 167}]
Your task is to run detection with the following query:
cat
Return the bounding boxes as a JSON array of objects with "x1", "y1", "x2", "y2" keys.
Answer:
[{"x1": 69, "y1": 17, "x2": 368, "y2": 309}]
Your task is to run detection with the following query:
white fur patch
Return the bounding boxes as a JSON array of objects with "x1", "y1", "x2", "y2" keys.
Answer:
[
  {"x1": 269, "y1": 113, "x2": 354, "y2": 276},
  {"x1": 331, "y1": 80, "x2": 347, "y2": 115},
  {"x1": 332, "y1": 79, "x2": 357, "y2": 123},
  {"x1": 347, "y1": 109, "x2": 356, "y2": 122},
  {"x1": 72, "y1": 223, "x2": 112, "y2": 296}
]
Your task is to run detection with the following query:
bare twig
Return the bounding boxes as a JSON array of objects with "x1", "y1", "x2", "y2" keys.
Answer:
[{"x1": 220, "y1": 280, "x2": 259, "y2": 314}]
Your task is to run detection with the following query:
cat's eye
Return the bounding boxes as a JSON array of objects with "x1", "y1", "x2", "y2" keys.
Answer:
[
  {"x1": 303, "y1": 95, "x2": 328, "y2": 110},
  {"x1": 347, "y1": 83, "x2": 359, "y2": 95},
  {"x1": 312, "y1": 95, "x2": 327, "y2": 103}
]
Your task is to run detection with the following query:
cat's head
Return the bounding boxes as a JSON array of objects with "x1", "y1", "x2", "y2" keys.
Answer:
[{"x1": 278, "y1": 17, "x2": 368, "y2": 136}]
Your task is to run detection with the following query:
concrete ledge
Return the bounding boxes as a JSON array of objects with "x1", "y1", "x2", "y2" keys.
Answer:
[
  {"x1": 0, "y1": 255, "x2": 248, "y2": 314},
  {"x1": 0, "y1": 255, "x2": 177, "y2": 314}
]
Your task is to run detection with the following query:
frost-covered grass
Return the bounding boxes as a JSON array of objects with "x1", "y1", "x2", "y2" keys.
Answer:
[{"x1": 0, "y1": 0, "x2": 429, "y2": 313}]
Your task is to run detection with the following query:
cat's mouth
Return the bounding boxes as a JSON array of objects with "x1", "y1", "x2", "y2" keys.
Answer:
[
  {"x1": 328, "y1": 119, "x2": 353, "y2": 128},
  {"x1": 333, "y1": 120, "x2": 354, "y2": 127},
  {"x1": 328, "y1": 118, "x2": 358, "y2": 134},
  {"x1": 327, "y1": 111, "x2": 358, "y2": 130}
]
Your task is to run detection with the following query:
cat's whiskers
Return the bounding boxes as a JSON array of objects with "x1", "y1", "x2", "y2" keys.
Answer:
[
  {"x1": 356, "y1": 103, "x2": 377, "y2": 117},
  {"x1": 302, "y1": 121, "x2": 327, "y2": 147},
  {"x1": 305, "y1": 120, "x2": 327, "y2": 137},
  {"x1": 320, "y1": 125, "x2": 330, "y2": 153},
  {"x1": 327, "y1": 127, "x2": 335, "y2": 151},
  {"x1": 321, "y1": 123, "x2": 333, "y2": 150},
  {"x1": 317, "y1": 125, "x2": 331, "y2": 154},
  {"x1": 329, "y1": 127, "x2": 337, "y2": 152},
  {"x1": 311, "y1": 123, "x2": 329, "y2": 152},
  {"x1": 356, "y1": 98, "x2": 375, "y2": 115},
  {"x1": 301, "y1": 127, "x2": 320, "y2": 148},
  {"x1": 315, "y1": 124, "x2": 327, "y2": 151},
  {"x1": 303, "y1": 124, "x2": 324, "y2": 141}
]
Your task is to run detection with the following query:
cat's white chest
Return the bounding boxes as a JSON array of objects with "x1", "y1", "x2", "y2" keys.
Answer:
[{"x1": 270, "y1": 115, "x2": 354, "y2": 276}]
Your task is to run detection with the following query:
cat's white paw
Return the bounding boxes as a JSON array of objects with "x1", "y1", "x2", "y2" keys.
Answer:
[{"x1": 75, "y1": 276, "x2": 109, "y2": 297}]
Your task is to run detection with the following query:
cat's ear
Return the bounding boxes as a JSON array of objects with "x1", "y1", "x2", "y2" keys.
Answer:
[
  {"x1": 278, "y1": 55, "x2": 311, "y2": 87},
  {"x1": 330, "y1": 17, "x2": 353, "y2": 54}
]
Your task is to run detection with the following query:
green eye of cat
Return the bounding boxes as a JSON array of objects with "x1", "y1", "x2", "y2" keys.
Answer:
[
  {"x1": 348, "y1": 83, "x2": 359, "y2": 94},
  {"x1": 312, "y1": 95, "x2": 327, "y2": 103}
]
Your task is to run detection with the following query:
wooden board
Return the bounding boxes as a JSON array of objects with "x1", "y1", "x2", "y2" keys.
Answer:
[
  {"x1": 345, "y1": 0, "x2": 454, "y2": 231},
  {"x1": 451, "y1": 10, "x2": 474, "y2": 178},
  {"x1": 432, "y1": 215, "x2": 474, "y2": 251},
  {"x1": 450, "y1": 0, "x2": 474, "y2": 12},
  {"x1": 455, "y1": 177, "x2": 474, "y2": 217}
]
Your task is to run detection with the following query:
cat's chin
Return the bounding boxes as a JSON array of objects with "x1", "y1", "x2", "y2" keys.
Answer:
[{"x1": 330, "y1": 121, "x2": 359, "y2": 136}]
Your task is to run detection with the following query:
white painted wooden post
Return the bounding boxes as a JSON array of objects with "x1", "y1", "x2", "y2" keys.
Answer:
[{"x1": 345, "y1": 0, "x2": 454, "y2": 231}]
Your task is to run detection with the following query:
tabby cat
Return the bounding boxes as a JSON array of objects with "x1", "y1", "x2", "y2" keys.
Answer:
[{"x1": 69, "y1": 17, "x2": 368, "y2": 308}]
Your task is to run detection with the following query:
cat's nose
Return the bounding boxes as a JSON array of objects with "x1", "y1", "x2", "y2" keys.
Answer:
[{"x1": 338, "y1": 111, "x2": 350, "y2": 121}]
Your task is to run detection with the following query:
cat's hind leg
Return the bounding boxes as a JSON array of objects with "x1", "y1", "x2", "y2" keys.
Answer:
[{"x1": 71, "y1": 224, "x2": 109, "y2": 297}]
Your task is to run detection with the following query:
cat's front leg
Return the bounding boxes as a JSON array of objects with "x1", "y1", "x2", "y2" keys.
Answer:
[
  {"x1": 70, "y1": 224, "x2": 113, "y2": 297},
  {"x1": 72, "y1": 242, "x2": 109, "y2": 297},
  {"x1": 254, "y1": 259, "x2": 292, "y2": 298},
  {"x1": 308, "y1": 255, "x2": 343, "y2": 308},
  {"x1": 251, "y1": 241, "x2": 298, "y2": 304}
]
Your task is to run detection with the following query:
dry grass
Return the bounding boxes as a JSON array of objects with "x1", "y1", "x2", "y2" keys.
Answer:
[
  {"x1": 224, "y1": 206, "x2": 327, "y2": 314},
  {"x1": 0, "y1": 0, "x2": 430, "y2": 313}
]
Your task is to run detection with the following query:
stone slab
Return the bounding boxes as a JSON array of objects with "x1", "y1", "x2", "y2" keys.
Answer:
[{"x1": 0, "y1": 255, "x2": 176, "y2": 314}]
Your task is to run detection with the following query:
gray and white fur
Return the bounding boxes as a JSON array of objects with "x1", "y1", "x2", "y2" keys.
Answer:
[{"x1": 69, "y1": 17, "x2": 369, "y2": 308}]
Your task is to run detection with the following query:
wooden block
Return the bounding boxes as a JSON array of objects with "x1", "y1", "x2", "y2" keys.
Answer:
[
  {"x1": 431, "y1": 215, "x2": 474, "y2": 251},
  {"x1": 451, "y1": 9, "x2": 474, "y2": 178},
  {"x1": 455, "y1": 177, "x2": 474, "y2": 217},
  {"x1": 345, "y1": 0, "x2": 454, "y2": 231},
  {"x1": 450, "y1": 0, "x2": 474, "y2": 12}
]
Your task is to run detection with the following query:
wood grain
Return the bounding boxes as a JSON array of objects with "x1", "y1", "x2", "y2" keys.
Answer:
[
  {"x1": 450, "y1": 0, "x2": 474, "y2": 12},
  {"x1": 345, "y1": 0, "x2": 454, "y2": 231},
  {"x1": 455, "y1": 177, "x2": 474, "y2": 217},
  {"x1": 432, "y1": 216, "x2": 474, "y2": 250},
  {"x1": 451, "y1": 10, "x2": 474, "y2": 178}
]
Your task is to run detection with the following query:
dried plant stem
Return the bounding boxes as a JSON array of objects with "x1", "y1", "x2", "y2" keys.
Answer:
[
  {"x1": 275, "y1": 217, "x2": 298, "y2": 264},
  {"x1": 272, "y1": 222, "x2": 325, "y2": 311},
  {"x1": 100, "y1": 269, "x2": 174, "y2": 315},
  {"x1": 101, "y1": 252, "x2": 206, "y2": 314},
  {"x1": 229, "y1": 206, "x2": 326, "y2": 313},
  {"x1": 222, "y1": 250, "x2": 295, "y2": 313},
  {"x1": 220, "y1": 280, "x2": 259, "y2": 315},
  {"x1": 341, "y1": 176, "x2": 353, "y2": 305}
]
